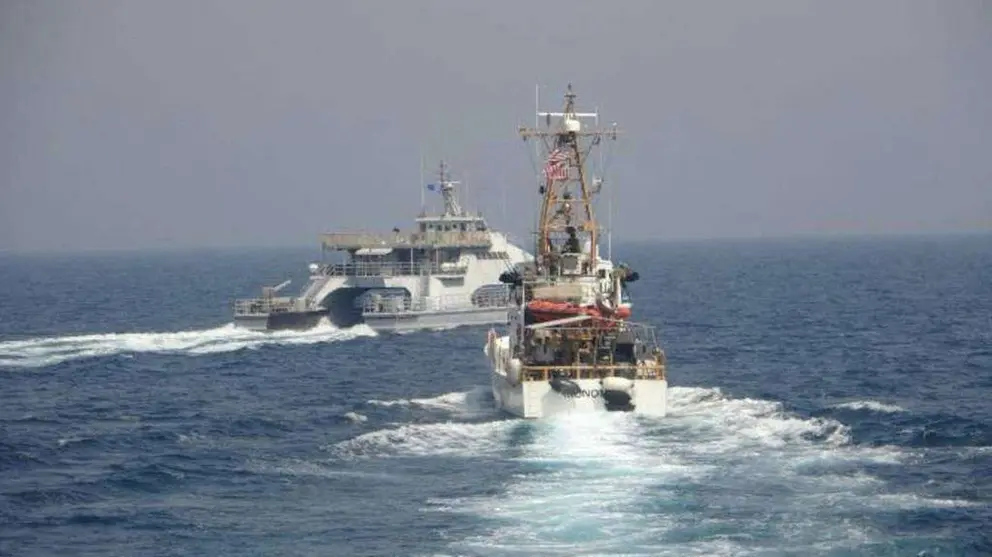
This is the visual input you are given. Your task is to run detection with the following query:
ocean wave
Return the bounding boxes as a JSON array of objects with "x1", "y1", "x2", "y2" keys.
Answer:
[
  {"x1": 335, "y1": 385, "x2": 967, "y2": 556},
  {"x1": 0, "y1": 320, "x2": 377, "y2": 369},
  {"x1": 832, "y1": 400, "x2": 907, "y2": 414},
  {"x1": 365, "y1": 386, "x2": 495, "y2": 418}
]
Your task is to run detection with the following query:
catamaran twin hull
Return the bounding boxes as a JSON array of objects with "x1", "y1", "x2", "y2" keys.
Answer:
[
  {"x1": 231, "y1": 157, "x2": 534, "y2": 335},
  {"x1": 233, "y1": 307, "x2": 514, "y2": 333},
  {"x1": 232, "y1": 309, "x2": 326, "y2": 332},
  {"x1": 485, "y1": 334, "x2": 668, "y2": 419},
  {"x1": 362, "y1": 306, "x2": 511, "y2": 332},
  {"x1": 233, "y1": 297, "x2": 515, "y2": 333}
]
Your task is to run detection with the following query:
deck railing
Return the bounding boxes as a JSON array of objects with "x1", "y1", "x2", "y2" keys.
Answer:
[
  {"x1": 517, "y1": 321, "x2": 666, "y2": 375},
  {"x1": 518, "y1": 363, "x2": 666, "y2": 382},
  {"x1": 361, "y1": 288, "x2": 511, "y2": 316},
  {"x1": 321, "y1": 230, "x2": 492, "y2": 250},
  {"x1": 317, "y1": 261, "x2": 468, "y2": 277},
  {"x1": 233, "y1": 297, "x2": 301, "y2": 316}
]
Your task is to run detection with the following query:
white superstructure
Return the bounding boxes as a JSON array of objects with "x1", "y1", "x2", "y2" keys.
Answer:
[
  {"x1": 485, "y1": 313, "x2": 668, "y2": 419},
  {"x1": 484, "y1": 84, "x2": 667, "y2": 419},
  {"x1": 234, "y1": 161, "x2": 533, "y2": 332}
]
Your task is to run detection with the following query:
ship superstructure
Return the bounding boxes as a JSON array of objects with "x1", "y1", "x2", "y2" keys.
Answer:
[
  {"x1": 234, "y1": 161, "x2": 532, "y2": 332},
  {"x1": 485, "y1": 85, "x2": 667, "y2": 418}
]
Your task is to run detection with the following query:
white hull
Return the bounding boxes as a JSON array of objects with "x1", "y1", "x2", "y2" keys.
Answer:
[
  {"x1": 485, "y1": 335, "x2": 667, "y2": 419},
  {"x1": 233, "y1": 175, "x2": 534, "y2": 334}
]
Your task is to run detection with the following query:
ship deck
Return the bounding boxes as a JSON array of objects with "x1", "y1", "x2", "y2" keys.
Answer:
[
  {"x1": 321, "y1": 230, "x2": 492, "y2": 250},
  {"x1": 516, "y1": 363, "x2": 665, "y2": 382}
]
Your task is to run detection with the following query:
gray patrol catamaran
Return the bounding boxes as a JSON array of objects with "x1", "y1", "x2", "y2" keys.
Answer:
[{"x1": 233, "y1": 161, "x2": 533, "y2": 332}]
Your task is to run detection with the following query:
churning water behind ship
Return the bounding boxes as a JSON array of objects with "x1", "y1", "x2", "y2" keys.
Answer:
[{"x1": 1, "y1": 237, "x2": 990, "y2": 556}]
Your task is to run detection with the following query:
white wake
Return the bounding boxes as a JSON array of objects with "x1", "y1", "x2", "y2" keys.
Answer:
[
  {"x1": 330, "y1": 386, "x2": 974, "y2": 556},
  {"x1": 831, "y1": 400, "x2": 907, "y2": 414},
  {"x1": 0, "y1": 319, "x2": 377, "y2": 368}
]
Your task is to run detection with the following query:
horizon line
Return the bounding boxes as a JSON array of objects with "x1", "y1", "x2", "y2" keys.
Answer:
[{"x1": 1, "y1": 228, "x2": 989, "y2": 257}]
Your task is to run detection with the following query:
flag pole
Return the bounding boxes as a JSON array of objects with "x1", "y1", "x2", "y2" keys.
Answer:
[{"x1": 534, "y1": 84, "x2": 539, "y2": 256}]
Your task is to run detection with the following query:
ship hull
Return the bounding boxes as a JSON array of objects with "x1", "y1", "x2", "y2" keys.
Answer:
[
  {"x1": 485, "y1": 335, "x2": 667, "y2": 419},
  {"x1": 233, "y1": 310, "x2": 326, "y2": 332},
  {"x1": 364, "y1": 306, "x2": 510, "y2": 333},
  {"x1": 234, "y1": 306, "x2": 512, "y2": 333}
]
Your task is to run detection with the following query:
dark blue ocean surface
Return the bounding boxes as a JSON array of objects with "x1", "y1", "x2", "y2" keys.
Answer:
[{"x1": 1, "y1": 235, "x2": 990, "y2": 556}]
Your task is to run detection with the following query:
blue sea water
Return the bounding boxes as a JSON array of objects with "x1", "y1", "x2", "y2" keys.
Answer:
[{"x1": 1, "y1": 235, "x2": 990, "y2": 556}]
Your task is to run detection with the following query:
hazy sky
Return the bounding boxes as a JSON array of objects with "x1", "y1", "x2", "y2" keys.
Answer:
[{"x1": 1, "y1": 0, "x2": 989, "y2": 251}]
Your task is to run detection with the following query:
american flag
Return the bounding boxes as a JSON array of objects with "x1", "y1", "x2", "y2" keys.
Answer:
[{"x1": 543, "y1": 148, "x2": 568, "y2": 182}]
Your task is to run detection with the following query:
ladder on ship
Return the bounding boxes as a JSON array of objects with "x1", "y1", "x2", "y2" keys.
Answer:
[{"x1": 595, "y1": 328, "x2": 618, "y2": 365}]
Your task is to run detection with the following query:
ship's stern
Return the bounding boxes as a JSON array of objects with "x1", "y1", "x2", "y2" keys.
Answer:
[
  {"x1": 233, "y1": 313, "x2": 272, "y2": 331},
  {"x1": 630, "y1": 378, "x2": 668, "y2": 417}
]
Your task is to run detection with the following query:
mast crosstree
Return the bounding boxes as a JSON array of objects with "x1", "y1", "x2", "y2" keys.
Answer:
[
  {"x1": 433, "y1": 160, "x2": 464, "y2": 217},
  {"x1": 518, "y1": 84, "x2": 619, "y2": 272}
]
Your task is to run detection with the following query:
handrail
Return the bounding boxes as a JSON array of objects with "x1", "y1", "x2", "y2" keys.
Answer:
[
  {"x1": 321, "y1": 230, "x2": 493, "y2": 249},
  {"x1": 518, "y1": 320, "x2": 665, "y2": 369},
  {"x1": 316, "y1": 261, "x2": 468, "y2": 277},
  {"x1": 233, "y1": 296, "x2": 301, "y2": 316},
  {"x1": 517, "y1": 363, "x2": 666, "y2": 382},
  {"x1": 361, "y1": 288, "x2": 511, "y2": 315}
]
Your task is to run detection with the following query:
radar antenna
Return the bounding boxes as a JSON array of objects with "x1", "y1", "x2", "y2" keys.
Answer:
[
  {"x1": 518, "y1": 84, "x2": 620, "y2": 271},
  {"x1": 437, "y1": 160, "x2": 464, "y2": 217}
]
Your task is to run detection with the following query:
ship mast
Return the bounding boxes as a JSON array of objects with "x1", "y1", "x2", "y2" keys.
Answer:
[
  {"x1": 518, "y1": 84, "x2": 619, "y2": 272},
  {"x1": 437, "y1": 160, "x2": 464, "y2": 217}
]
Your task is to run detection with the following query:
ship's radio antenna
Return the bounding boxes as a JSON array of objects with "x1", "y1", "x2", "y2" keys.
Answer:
[
  {"x1": 596, "y1": 106, "x2": 613, "y2": 261},
  {"x1": 534, "y1": 84, "x2": 540, "y2": 255},
  {"x1": 520, "y1": 84, "x2": 620, "y2": 269}
]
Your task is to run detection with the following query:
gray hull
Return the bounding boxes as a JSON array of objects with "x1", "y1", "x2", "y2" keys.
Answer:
[
  {"x1": 233, "y1": 310, "x2": 326, "y2": 332},
  {"x1": 363, "y1": 306, "x2": 510, "y2": 332},
  {"x1": 234, "y1": 306, "x2": 508, "y2": 333}
]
